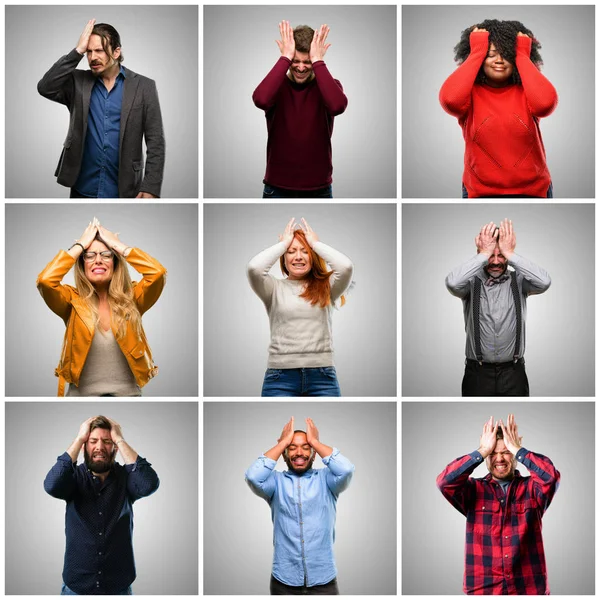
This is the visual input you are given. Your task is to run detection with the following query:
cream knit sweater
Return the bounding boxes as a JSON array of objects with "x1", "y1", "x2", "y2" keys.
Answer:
[{"x1": 247, "y1": 240, "x2": 353, "y2": 368}]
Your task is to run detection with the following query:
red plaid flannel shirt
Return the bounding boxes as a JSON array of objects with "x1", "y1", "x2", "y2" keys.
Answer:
[{"x1": 437, "y1": 447, "x2": 560, "y2": 595}]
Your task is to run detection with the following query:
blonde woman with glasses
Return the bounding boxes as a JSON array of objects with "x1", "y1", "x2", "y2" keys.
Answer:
[{"x1": 37, "y1": 218, "x2": 166, "y2": 396}]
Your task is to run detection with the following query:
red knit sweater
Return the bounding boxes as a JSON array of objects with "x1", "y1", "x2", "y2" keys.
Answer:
[
  {"x1": 440, "y1": 31, "x2": 558, "y2": 197},
  {"x1": 253, "y1": 57, "x2": 347, "y2": 190}
]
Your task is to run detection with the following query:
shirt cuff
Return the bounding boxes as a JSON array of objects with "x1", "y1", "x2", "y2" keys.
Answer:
[
  {"x1": 321, "y1": 447, "x2": 339, "y2": 465},
  {"x1": 258, "y1": 455, "x2": 277, "y2": 469},
  {"x1": 58, "y1": 451, "x2": 76, "y2": 465},
  {"x1": 515, "y1": 447, "x2": 528, "y2": 462},
  {"x1": 125, "y1": 455, "x2": 150, "y2": 472},
  {"x1": 470, "y1": 450, "x2": 484, "y2": 463}
]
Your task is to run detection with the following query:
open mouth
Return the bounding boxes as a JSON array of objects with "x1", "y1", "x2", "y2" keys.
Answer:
[
  {"x1": 292, "y1": 457, "x2": 308, "y2": 466},
  {"x1": 92, "y1": 268, "x2": 107, "y2": 274}
]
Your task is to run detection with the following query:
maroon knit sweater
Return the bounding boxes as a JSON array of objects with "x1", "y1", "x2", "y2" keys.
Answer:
[{"x1": 253, "y1": 57, "x2": 347, "y2": 190}]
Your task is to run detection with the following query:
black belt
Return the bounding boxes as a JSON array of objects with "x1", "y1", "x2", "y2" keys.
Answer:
[{"x1": 466, "y1": 358, "x2": 524, "y2": 368}]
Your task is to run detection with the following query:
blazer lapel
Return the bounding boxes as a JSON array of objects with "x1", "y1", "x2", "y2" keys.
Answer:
[
  {"x1": 120, "y1": 68, "x2": 140, "y2": 153},
  {"x1": 81, "y1": 75, "x2": 96, "y2": 143}
]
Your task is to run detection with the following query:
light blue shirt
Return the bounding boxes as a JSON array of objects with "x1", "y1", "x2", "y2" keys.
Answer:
[{"x1": 245, "y1": 448, "x2": 354, "y2": 587}]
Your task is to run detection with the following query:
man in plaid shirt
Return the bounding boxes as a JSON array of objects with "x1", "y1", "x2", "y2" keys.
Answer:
[{"x1": 437, "y1": 414, "x2": 560, "y2": 594}]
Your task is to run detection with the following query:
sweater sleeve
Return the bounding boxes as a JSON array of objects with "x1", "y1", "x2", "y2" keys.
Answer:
[
  {"x1": 312, "y1": 241, "x2": 354, "y2": 303},
  {"x1": 515, "y1": 35, "x2": 558, "y2": 118},
  {"x1": 247, "y1": 241, "x2": 287, "y2": 308},
  {"x1": 439, "y1": 31, "x2": 489, "y2": 118},
  {"x1": 252, "y1": 57, "x2": 291, "y2": 111},
  {"x1": 312, "y1": 61, "x2": 348, "y2": 116},
  {"x1": 445, "y1": 253, "x2": 489, "y2": 298}
]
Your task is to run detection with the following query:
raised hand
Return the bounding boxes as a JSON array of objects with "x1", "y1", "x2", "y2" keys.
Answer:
[
  {"x1": 78, "y1": 218, "x2": 99, "y2": 249},
  {"x1": 76, "y1": 416, "x2": 96, "y2": 444},
  {"x1": 498, "y1": 218, "x2": 516, "y2": 259},
  {"x1": 499, "y1": 413, "x2": 522, "y2": 455},
  {"x1": 309, "y1": 24, "x2": 331, "y2": 63},
  {"x1": 278, "y1": 217, "x2": 296, "y2": 248},
  {"x1": 305, "y1": 418, "x2": 320, "y2": 447},
  {"x1": 301, "y1": 218, "x2": 319, "y2": 247},
  {"x1": 97, "y1": 223, "x2": 127, "y2": 255},
  {"x1": 106, "y1": 417, "x2": 124, "y2": 444},
  {"x1": 76, "y1": 19, "x2": 96, "y2": 55},
  {"x1": 277, "y1": 417, "x2": 295, "y2": 448},
  {"x1": 475, "y1": 222, "x2": 498, "y2": 256},
  {"x1": 276, "y1": 20, "x2": 296, "y2": 61},
  {"x1": 478, "y1": 416, "x2": 498, "y2": 458}
]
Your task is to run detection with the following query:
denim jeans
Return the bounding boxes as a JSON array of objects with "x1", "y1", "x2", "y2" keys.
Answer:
[
  {"x1": 61, "y1": 583, "x2": 133, "y2": 595},
  {"x1": 462, "y1": 183, "x2": 553, "y2": 198},
  {"x1": 262, "y1": 184, "x2": 333, "y2": 199},
  {"x1": 261, "y1": 367, "x2": 341, "y2": 396}
]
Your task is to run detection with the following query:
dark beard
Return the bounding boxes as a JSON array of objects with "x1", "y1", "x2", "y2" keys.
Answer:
[
  {"x1": 283, "y1": 453, "x2": 316, "y2": 474},
  {"x1": 84, "y1": 447, "x2": 116, "y2": 474}
]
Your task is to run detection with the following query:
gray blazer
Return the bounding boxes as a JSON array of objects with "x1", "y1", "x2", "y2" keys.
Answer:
[{"x1": 38, "y1": 49, "x2": 165, "y2": 198}]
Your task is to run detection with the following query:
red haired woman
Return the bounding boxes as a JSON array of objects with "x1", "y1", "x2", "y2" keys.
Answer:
[{"x1": 247, "y1": 218, "x2": 353, "y2": 396}]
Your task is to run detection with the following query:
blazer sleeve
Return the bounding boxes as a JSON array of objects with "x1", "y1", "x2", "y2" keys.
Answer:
[
  {"x1": 36, "y1": 250, "x2": 77, "y2": 323},
  {"x1": 127, "y1": 248, "x2": 167, "y2": 315},
  {"x1": 37, "y1": 48, "x2": 84, "y2": 108},
  {"x1": 139, "y1": 79, "x2": 166, "y2": 198}
]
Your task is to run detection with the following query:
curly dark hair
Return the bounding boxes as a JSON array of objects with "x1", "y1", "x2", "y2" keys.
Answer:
[{"x1": 453, "y1": 19, "x2": 543, "y2": 85}]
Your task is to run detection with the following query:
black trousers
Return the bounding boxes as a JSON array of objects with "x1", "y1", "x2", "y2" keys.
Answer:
[
  {"x1": 462, "y1": 359, "x2": 529, "y2": 397},
  {"x1": 270, "y1": 575, "x2": 339, "y2": 595}
]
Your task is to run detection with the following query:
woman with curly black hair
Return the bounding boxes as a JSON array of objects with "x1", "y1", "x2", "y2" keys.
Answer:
[{"x1": 440, "y1": 20, "x2": 557, "y2": 198}]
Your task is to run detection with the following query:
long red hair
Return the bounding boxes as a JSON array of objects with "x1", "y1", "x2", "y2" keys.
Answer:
[{"x1": 279, "y1": 229, "x2": 345, "y2": 308}]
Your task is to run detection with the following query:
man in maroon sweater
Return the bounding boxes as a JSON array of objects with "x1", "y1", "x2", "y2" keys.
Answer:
[{"x1": 253, "y1": 21, "x2": 347, "y2": 198}]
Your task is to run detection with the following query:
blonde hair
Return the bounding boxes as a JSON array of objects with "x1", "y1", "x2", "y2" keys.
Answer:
[{"x1": 74, "y1": 236, "x2": 142, "y2": 340}]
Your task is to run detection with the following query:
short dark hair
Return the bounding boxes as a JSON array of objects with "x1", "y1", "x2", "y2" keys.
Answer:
[
  {"x1": 453, "y1": 19, "x2": 543, "y2": 85},
  {"x1": 293, "y1": 25, "x2": 315, "y2": 53},
  {"x1": 496, "y1": 427, "x2": 504, "y2": 440},
  {"x1": 92, "y1": 23, "x2": 124, "y2": 64},
  {"x1": 89, "y1": 415, "x2": 112, "y2": 433}
]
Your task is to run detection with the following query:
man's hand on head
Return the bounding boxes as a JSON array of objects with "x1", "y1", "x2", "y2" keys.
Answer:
[
  {"x1": 76, "y1": 19, "x2": 96, "y2": 55},
  {"x1": 305, "y1": 418, "x2": 320, "y2": 447},
  {"x1": 309, "y1": 24, "x2": 331, "y2": 63},
  {"x1": 475, "y1": 222, "x2": 498, "y2": 257},
  {"x1": 276, "y1": 20, "x2": 296, "y2": 61},
  {"x1": 498, "y1": 218, "x2": 516, "y2": 260},
  {"x1": 106, "y1": 417, "x2": 124, "y2": 444},
  {"x1": 499, "y1": 413, "x2": 522, "y2": 455},
  {"x1": 277, "y1": 417, "x2": 295, "y2": 449},
  {"x1": 478, "y1": 415, "x2": 498, "y2": 459},
  {"x1": 77, "y1": 416, "x2": 95, "y2": 444}
]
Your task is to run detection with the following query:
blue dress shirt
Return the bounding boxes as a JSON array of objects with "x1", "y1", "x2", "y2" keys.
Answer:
[
  {"x1": 74, "y1": 66, "x2": 126, "y2": 198},
  {"x1": 245, "y1": 448, "x2": 354, "y2": 587},
  {"x1": 44, "y1": 451, "x2": 159, "y2": 595}
]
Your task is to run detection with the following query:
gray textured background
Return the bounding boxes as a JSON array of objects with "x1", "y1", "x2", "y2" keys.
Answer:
[
  {"x1": 402, "y1": 402, "x2": 594, "y2": 595},
  {"x1": 402, "y1": 5, "x2": 595, "y2": 198},
  {"x1": 204, "y1": 401, "x2": 396, "y2": 595},
  {"x1": 204, "y1": 5, "x2": 397, "y2": 198},
  {"x1": 402, "y1": 204, "x2": 594, "y2": 397},
  {"x1": 6, "y1": 204, "x2": 198, "y2": 396},
  {"x1": 6, "y1": 5, "x2": 198, "y2": 198},
  {"x1": 203, "y1": 203, "x2": 397, "y2": 397},
  {"x1": 6, "y1": 401, "x2": 198, "y2": 595}
]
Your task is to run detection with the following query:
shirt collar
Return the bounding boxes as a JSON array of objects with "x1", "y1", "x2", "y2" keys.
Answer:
[{"x1": 484, "y1": 470, "x2": 522, "y2": 483}]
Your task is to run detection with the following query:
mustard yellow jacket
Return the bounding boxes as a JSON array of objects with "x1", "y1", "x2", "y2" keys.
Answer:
[{"x1": 37, "y1": 248, "x2": 167, "y2": 396}]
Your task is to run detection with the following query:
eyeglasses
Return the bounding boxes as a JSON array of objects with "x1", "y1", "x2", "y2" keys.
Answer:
[{"x1": 82, "y1": 251, "x2": 114, "y2": 263}]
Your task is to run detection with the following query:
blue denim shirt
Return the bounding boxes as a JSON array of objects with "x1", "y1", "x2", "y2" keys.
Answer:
[
  {"x1": 74, "y1": 66, "x2": 126, "y2": 197},
  {"x1": 245, "y1": 448, "x2": 354, "y2": 587}
]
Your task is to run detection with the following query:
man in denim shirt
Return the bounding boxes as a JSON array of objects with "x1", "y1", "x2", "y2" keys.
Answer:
[{"x1": 246, "y1": 417, "x2": 354, "y2": 595}]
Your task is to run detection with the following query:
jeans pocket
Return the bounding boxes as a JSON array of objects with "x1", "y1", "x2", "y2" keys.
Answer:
[
  {"x1": 320, "y1": 366, "x2": 337, "y2": 379},
  {"x1": 264, "y1": 368, "x2": 281, "y2": 381}
]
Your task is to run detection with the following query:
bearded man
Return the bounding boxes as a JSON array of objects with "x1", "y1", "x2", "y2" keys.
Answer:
[
  {"x1": 445, "y1": 218, "x2": 551, "y2": 396},
  {"x1": 245, "y1": 417, "x2": 354, "y2": 595},
  {"x1": 436, "y1": 414, "x2": 560, "y2": 595},
  {"x1": 44, "y1": 415, "x2": 159, "y2": 595},
  {"x1": 37, "y1": 19, "x2": 165, "y2": 198}
]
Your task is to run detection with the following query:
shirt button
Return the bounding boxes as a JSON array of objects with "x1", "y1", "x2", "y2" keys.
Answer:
[
  {"x1": 505, "y1": 554, "x2": 508, "y2": 558},
  {"x1": 98, "y1": 551, "x2": 102, "y2": 555},
  {"x1": 505, "y1": 536, "x2": 508, "y2": 539},
  {"x1": 98, "y1": 532, "x2": 103, "y2": 536},
  {"x1": 99, "y1": 512, "x2": 102, "y2": 516},
  {"x1": 98, "y1": 571, "x2": 102, "y2": 575}
]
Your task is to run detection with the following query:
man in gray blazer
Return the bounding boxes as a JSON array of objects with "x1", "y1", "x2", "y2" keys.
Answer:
[{"x1": 38, "y1": 19, "x2": 165, "y2": 198}]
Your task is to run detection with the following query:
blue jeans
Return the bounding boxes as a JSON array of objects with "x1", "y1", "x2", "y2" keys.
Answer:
[
  {"x1": 262, "y1": 184, "x2": 333, "y2": 198},
  {"x1": 261, "y1": 367, "x2": 341, "y2": 396},
  {"x1": 462, "y1": 183, "x2": 553, "y2": 198},
  {"x1": 61, "y1": 583, "x2": 132, "y2": 595}
]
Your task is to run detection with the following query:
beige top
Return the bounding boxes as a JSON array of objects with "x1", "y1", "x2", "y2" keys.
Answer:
[{"x1": 67, "y1": 328, "x2": 141, "y2": 397}]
